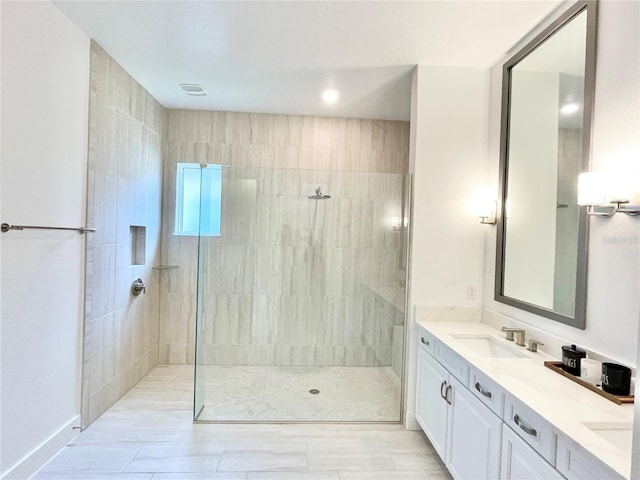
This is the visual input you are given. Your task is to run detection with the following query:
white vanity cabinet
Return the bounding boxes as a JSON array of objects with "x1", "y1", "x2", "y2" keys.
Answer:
[
  {"x1": 415, "y1": 322, "x2": 632, "y2": 480},
  {"x1": 448, "y1": 375, "x2": 502, "y2": 479},
  {"x1": 416, "y1": 338, "x2": 503, "y2": 479},
  {"x1": 416, "y1": 344, "x2": 450, "y2": 458},
  {"x1": 501, "y1": 424, "x2": 565, "y2": 480}
]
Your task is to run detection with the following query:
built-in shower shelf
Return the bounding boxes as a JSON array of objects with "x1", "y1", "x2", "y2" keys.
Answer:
[{"x1": 152, "y1": 265, "x2": 179, "y2": 270}]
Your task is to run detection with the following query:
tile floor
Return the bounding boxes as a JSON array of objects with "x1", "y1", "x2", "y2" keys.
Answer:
[
  {"x1": 195, "y1": 365, "x2": 401, "y2": 421},
  {"x1": 32, "y1": 365, "x2": 451, "y2": 480}
]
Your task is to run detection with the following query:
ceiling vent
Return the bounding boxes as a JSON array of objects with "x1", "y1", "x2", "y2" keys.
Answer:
[{"x1": 180, "y1": 84, "x2": 207, "y2": 96}]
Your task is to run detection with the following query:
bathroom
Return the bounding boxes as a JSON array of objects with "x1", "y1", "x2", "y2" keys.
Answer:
[{"x1": 1, "y1": 0, "x2": 638, "y2": 479}]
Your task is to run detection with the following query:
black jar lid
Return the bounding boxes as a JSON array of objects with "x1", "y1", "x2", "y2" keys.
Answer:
[{"x1": 562, "y1": 344, "x2": 586, "y2": 357}]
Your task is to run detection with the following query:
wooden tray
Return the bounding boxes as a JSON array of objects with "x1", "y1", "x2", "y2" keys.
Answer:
[{"x1": 544, "y1": 361, "x2": 634, "y2": 405}]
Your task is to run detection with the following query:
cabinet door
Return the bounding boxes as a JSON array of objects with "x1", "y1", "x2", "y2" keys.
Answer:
[
  {"x1": 448, "y1": 376, "x2": 502, "y2": 480},
  {"x1": 416, "y1": 345, "x2": 449, "y2": 459},
  {"x1": 501, "y1": 424, "x2": 564, "y2": 480}
]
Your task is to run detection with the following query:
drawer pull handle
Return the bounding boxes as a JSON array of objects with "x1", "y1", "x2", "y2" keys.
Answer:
[
  {"x1": 514, "y1": 414, "x2": 537, "y2": 438},
  {"x1": 421, "y1": 337, "x2": 430, "y2": 346},
  {"x1": 475, "y1": 382, "x2": 492, "y2": 399},
  {"x1": 445, "y1": 385, "x2": 453, "y2": 405},
  {"x1": 440, "y1": 380, "x2": 448, "y2": 401}
]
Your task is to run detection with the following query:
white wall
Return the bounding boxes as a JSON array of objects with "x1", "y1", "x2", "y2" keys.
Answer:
[
  {"x1": 409, "y1": 66, "x2": 489, "y2": 307},
  {"x1": 406, "y1": 65, "x2": 488, "y2": 427},
  {"x1": 0, "y1": 2, "x2": 89, "y2": 478},
  {"x1": 483, "y1": 0, "x2": 640, "y2": 367}
]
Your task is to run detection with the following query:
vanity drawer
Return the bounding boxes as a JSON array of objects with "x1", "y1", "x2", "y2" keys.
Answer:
[
  {"x1": 436, "y1": 341, "x2": 470, "y2": 386},
  {"x1": 504, "y1": 395, "x2": 557, "y2": 465},
  {"x1": 417, "y1": 327, "x2": 436, "y2": 356},
  {"x1": 556, "y1": 436, "x2": 624, "y2": 480},
  {"x1": 470, "y1": 367, "x2": 505, "y2": 417}
]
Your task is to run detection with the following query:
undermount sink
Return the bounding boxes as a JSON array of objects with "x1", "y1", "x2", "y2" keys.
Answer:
[
  {"x1": 451, "y1": 334, "x2": 528, "y2": 358},
  {"x1": 581, "y1": 422, "x2": 634, "y2": 456}
]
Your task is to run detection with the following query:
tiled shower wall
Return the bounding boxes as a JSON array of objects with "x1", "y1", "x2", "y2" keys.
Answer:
[
  {"x1": 159, "y1": 110, "x2": 409, "y2": 367},
  {"x1": 82, "y1": 42, "x2": 164, "y2": 425}
]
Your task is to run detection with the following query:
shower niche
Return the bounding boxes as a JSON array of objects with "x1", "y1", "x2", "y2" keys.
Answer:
[{"x1": 130, "y1": 225, "x2": 146, "y2": 265}]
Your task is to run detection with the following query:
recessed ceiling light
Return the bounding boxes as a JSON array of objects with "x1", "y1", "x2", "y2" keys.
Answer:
[
  {"x1": 322, "y1": 88, "x2": 339, "y2": 104},
  {"x1": 561, "y1": 102, "x2": 580, "y2": 115},
  {"x1": 180, "y1": 84, "x2": 207, "y2": 96}
]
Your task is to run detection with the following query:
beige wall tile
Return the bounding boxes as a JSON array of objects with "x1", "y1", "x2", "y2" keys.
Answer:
[
  {"x1": 93, "y1": 171, "x2": 118, "y2": 245},
  {"x1": 83, "y1": 42, "x2": 163, "y2": 426},
  {"x1": 92, "y1": 245, "x2": 116, "y2": 318},
  {"x1": 160, "y1": 109, "x2": 409, "y2": 368}
]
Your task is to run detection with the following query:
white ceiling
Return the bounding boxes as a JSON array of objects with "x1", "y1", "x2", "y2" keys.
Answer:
[{"x1": 54, "y1": 0, "x2": 564, "y2": 121}]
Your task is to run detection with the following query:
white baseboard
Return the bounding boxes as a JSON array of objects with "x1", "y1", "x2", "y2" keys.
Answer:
[{"x1": 1, "y1": 415, "x2": 81, "y2": 480}]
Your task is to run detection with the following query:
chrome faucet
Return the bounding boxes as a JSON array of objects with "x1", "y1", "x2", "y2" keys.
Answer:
[
  {"x1": 527, "y1": 339, "x2": 544, "y2": 353},
  {"x1": 501, "y1": 327, "x2": 526, "y2": 346}
]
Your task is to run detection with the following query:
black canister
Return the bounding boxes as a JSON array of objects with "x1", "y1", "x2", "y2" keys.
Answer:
[
  {"x1": 602, "y1": 363, "x2": 632, "y2": 396},
  {"x1": 561, "y1": 344, "x2": 587, "y2": 376}
]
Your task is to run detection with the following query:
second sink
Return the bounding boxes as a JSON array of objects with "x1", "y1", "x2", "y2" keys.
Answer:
[
  {"x1": 581, "y1": 422, "x2": 634, "y2": 456},
  {"x1": 451, "y1": 334, "x2": 528, "y2": 358}
]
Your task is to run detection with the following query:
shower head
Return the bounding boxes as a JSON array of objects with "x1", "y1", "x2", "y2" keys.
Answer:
[{"x1": 308, "y1": 186, "x2": 331, "y2": 200}]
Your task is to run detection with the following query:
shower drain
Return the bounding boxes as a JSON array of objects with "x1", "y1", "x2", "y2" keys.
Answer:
[{"x1": 309, "y1": 388, "x2": 320, "y2": 395}]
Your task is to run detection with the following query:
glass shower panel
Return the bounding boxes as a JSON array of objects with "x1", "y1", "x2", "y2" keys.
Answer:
[
  {"x1": 193, "y1": 165, "x2": 409, "y2": 422},
  {"x1": 193, "y1": 165, "x2": 206, "y2": 420}
]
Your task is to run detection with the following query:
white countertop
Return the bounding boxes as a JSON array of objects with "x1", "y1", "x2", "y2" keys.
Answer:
[{"x1": 416, "y1": 318, "x2": 634, "y2": 479}]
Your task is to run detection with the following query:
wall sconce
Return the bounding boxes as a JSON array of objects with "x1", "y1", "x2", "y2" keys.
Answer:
[
  {"x1": 479, "y1": 201, "x2": 497, "y2": 225},
  {"x1": 467, "y1": 195, "x2": 497, "y2": 225},
  {"x1": 392, "y1": 216, "x2": 409, "y2": 230},
  {"x1": 479, "y1": 207, "x2": 496, "y2": 225},
  {"x1": 578, "y1": 172, "x2": 640, "y2": 217}
]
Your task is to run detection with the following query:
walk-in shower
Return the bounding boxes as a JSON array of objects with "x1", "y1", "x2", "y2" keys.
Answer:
[{"x1": 192, "y1": 165, "x2": 410, "y2": 422}]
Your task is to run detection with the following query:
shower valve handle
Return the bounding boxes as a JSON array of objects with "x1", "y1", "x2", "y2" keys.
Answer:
[{"x1": 131, "y1": 278, "x2": 146, "y2": 296}]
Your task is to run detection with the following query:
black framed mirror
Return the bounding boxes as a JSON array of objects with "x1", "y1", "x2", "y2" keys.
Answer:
[{"x1": 495, "y1": 0, "x2": 597, "y2": 329}]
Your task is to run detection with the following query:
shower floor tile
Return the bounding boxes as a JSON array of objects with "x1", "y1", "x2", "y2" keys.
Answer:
[
  {"x1": 33, "y1": 366, "x2": 451, "y2": 480},
  {"x1": 195, "y1": 365, "x2": 401, "y2": 422}
]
